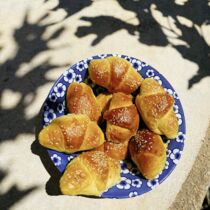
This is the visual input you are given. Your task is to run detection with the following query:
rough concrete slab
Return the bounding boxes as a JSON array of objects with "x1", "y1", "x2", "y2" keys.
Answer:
[{"x1": 169, "y1": 122, "x2": 210, "y2": 210}]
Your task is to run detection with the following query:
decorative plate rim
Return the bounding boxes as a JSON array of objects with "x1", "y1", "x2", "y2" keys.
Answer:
[{"x1": 41, "y1": 53, "x2": 186, "y2": 199}]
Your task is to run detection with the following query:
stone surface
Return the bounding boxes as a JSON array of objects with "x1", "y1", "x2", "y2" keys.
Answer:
[
  {"x1": 169, "y1": 123, "x2": 210, "y2": 210},
  {"x1": 0, "y1": 0, "x2": 210, "y2": 210}
]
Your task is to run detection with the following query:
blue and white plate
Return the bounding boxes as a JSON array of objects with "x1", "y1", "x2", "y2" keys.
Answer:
[{"x1": 41, "y1": 54, "x2": 186, "y2": 199}]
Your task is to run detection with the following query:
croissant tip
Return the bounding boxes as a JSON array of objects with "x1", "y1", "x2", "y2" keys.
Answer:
[{"x1": 38, "y1": 127, "x2": 47, "y2": 146}]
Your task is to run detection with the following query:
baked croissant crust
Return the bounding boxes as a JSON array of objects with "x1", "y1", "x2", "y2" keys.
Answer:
[
  {"x1": 66, "y1": 82, "x2": 101, "y2": 121},
  {"x1": 135, "y1": 78, "x2": 178, "y2": 139},
  {"x1": 39, "y1": 114, "x2": 104, "y2": 153},
  {"x1": 89, "y1": 56, "x2": 143, "y2": 94},
  {"x1": 96, "y1": 93, "x2": 112, "y2": 114},
  {"x1": 95, "y1": 140, "x2": 129, "y2": 161},
  {"x1": 59, "y1": 151, "x2": 121, "y2": 196},
  {"x1": 104, "y1": 92, "x2": 139, "y2": 143},
  {"x1": 129, "y1": 129, "x2": 166, "y2": 179}
]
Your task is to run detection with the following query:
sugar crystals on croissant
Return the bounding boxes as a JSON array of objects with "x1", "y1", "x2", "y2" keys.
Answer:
[
  {"x1": 66, "y1": 82, "x2": 101, "y2": 121},
  {"x1": 135, "y1": 78, "x2": 178, "y2": 139},
  {"x1": 39, "y1": 114, "x2": 104, "y2": 153},
  {"x1": 60, "y1": 151, "x2": 121, "y2": 196},
  {"x1": 89, "y1": 56, "x2": 143, "y2": 94},
  {"x1": 104, "y1": 92, "x2": 139, "y2": 143},
  {"x1": 129, "y1": 129, "x2": 167, "y2": 179},
  {"x1": 94, "y1": 140, "x2": 129, "y2": 161}
]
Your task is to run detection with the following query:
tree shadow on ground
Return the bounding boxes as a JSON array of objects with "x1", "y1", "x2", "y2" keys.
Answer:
[
  {"x1": 31, "y1": 107, "x2": 62, "y2": 195},
  {"x1": 45, "y1": 0, "x2": 93, "y2": 18},
  {"x1": 0, "y1": 12, "x2": 65, "y2": 143},
  {"x1": 31, "y1": 139, "x2": 62, "y2": 195},
  {"x1": 0, "y1": 0, "x2": 96, "y2": 203},
  {"x1": 0, "y1": 169, "x2": 38, "y2": 210},
  {"x1": 0, "y1": 1, "x2": 96, "y2": 144},
  {"x1": 0, "y1": 6, "x2": 67, "y2": 207},
  {"x1": 75, "y1": 0, "x2": 210, "y2": 88},
  {"x1": 202, "y1": 190, "x2": 210, "y2": 210},
  {"x1": 76, "y1": 16, "x2": 136, "y2": 46}
]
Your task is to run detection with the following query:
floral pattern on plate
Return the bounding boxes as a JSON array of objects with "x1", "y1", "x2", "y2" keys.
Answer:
[{"x1": 42, "y1": 54, "x2": 186, "y2": 198}]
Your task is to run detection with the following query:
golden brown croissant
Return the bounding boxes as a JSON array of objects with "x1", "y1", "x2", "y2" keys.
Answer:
[
  {"x1": 135, "y1": 78, "x2": 178, "y2": 139},
  {"x1": 95, "y1": 140, "x2": 129, "y2": 161},
  {"x1": 104, "y1": 92, "x2": 139, "y2": 143},
  {"x1": 66, "y1": 82, "x2": 101, "y2": 121},
  {"x1": 129, "y1": 129, "x2": 166, "y2": 180},
  {"x1": 60, "y1": 151, "x2": 121, "y2": 196},
  {"x1": 89, "y1": 56, "x2": 143, "y2": 94},
  {"x1": 39, "y1": 114, "x2": 104, "y2": 153},
  {"x1": 96, "y1": 93, "x2": 112, "y2": 114}
]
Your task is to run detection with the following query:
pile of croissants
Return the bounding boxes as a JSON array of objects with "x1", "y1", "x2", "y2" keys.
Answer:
[{"x1": 39, "y1": 56, "x2": 178, "y2": 196}]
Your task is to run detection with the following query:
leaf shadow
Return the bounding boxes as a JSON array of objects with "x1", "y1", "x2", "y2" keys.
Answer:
[
  {"x1": 74, "y1": 0, "x2": 210, "y2": 88},
  {"x1": 0, "y1": 11, "x2": 66, "y2": 143},
  {"x1": 31, "y1": 106, "x2": 62, "y2": 196},
  {"x1": 0, "y1": 169, "x2": 38, "y2": 210}
]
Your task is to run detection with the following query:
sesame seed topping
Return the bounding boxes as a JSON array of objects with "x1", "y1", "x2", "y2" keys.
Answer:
[
  {"x1": 131, "y1": 129, "x2": 154, "y2": 152},
  {"x1": 104, "y1": 105, "x2": 138, "y2": 129},
  {"x1": 84, "y1": 151, "x2": 108, "y2": 176},
  {"x1": 143, "y1": 94, "x2": 173, "y2": 118}
]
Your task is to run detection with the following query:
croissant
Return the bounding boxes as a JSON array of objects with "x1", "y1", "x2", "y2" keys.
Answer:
[
  {"x1": 135, "y1": 78, "x2": 178, "y2": 139},
  {"x1": 39, "y1": 114, "x2": 104, "y2": 153},
  {"x1": 60, "y1": 151, "x2": 121, "y2": 196},
  {"x1": 129, "y1": 129, "x2": 166, "y2": 179},
  {"x1": 104, "y1": 92, "x2": 139, "y2": 143},
  {"x1": 95, "y1": 140, "x2": 129, "y2": 161},
  {"x1": 89, "y1": 56, "x2": 143, "y2": 94},
  {"x1": 66, "y1": 82, "x2": 101, "y2": 121},
  {"x1": 96, "y1": 93, "x2": 112, "y2": 114}
]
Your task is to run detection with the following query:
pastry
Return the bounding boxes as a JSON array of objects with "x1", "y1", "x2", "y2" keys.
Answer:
[
  {"x1": 60, "y1": 151, "x2": 121, "y2": 196},
  {"x1": 66, "y1": 82, "x2": 101, "y2": 121},
  {"x1": 129, "y1": 129, "x2": 166, "y2": 179},
  {"x1": 96, "y1": 93, "x2": 112, "y2": 114},
  {"x1": 39, "y1": 114, "x2": 104, "y2": 153},
  {"x1": 104, "y1": 92, "x2": 139, "y2": 143},
  {"x1": 135, "y1": 78, "x2": 178, "y2": 139},
  {"x1": 95, "y1": 140, "x2": 129, "y2": 160},
  {"x1": 89, "y1": 56, "x2": 143, "y2": 94}
]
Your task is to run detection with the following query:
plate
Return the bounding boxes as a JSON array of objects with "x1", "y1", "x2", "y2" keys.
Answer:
[{"x1": 41, "y1": 54, "x2": 186, "y2": 198}]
